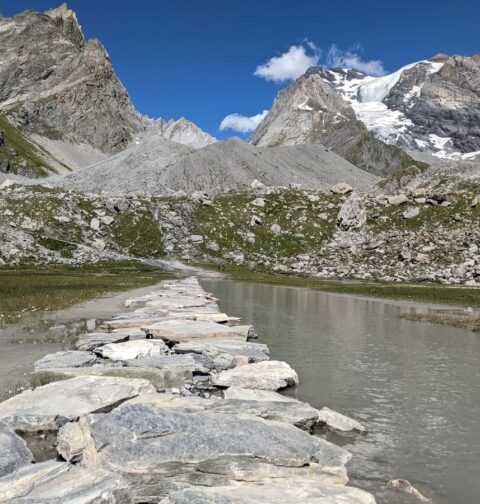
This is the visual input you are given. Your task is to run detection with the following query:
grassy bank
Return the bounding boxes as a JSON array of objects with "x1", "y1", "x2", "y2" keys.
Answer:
[
  {"x1": 0, "y1": 262, "x2": 174, "y2": 327},
  {"x1": 222, "y1": 267, "x2": 480, "y2": 308},
  {"x1": 400, "y1": 312, "x2": 480, "y2": 331}
]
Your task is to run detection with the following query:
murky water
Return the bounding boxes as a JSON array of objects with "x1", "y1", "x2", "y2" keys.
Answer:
[{"x1": 202, "y1": 278, "x2": 480, "y2": 504}]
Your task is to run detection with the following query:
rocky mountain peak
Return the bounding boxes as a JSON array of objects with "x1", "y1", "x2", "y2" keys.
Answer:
[{"x1": 44, "y1": 3, "x2": 84, "y2": 48}]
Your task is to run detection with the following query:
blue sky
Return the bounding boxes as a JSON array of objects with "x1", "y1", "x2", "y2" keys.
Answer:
[{"x1": 1, "y1": 0, "x2": 479, "y2": 139}]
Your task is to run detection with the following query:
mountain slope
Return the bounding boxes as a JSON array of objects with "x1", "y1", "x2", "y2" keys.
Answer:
[
  {"x1": 319, "y1": 54, "x2": 480, "y2": 160},
  {"x1": 249, "y1": 68, "x2": 422, "y2": 176},
  {"x1": 54, "y1": 136, "x2": 377, "y2": 195}
]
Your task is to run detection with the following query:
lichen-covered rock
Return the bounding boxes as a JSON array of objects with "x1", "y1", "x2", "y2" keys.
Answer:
[{"x1": 336, "y1": 193, "x2": 367, "y2": 231}]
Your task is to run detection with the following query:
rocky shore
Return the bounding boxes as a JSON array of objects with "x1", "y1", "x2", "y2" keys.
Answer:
[{"x1": 0, "y1": 276, "x2": 374, "y2": 503}]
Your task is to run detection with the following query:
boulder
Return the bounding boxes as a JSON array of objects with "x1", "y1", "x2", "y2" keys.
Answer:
[
  {"x1": 0, "y1": 421, "x2": 33, "y2": 478},
  {"x1": 94, "y1": 340, "x2": 167, "y2": 360},
  {"x1": 143, "y1": 320, "x2": 252, "y2": 343},
  {"x1": 159, "y1": 482, "x2": 376, "y2": 503},
  {"x1": 388, "y1": 194, "x2": 409, "y2": 205},
  {"x1": 57, "y1": 404, "x2": 350, "y2": 501},
  {"x1": 126, "y1": 354, "x2": 211, "y2": 374},
  {"x1": 0, "y1": 376, "x2": 155, "y2": 432},
  {"x1": 34, "y1": 351, "x2": 96, "y2": 370},
  {"x1": 386, "y1": 479, "x2": 430, "y2": 502},
  {"x1": 0, "y1": 460, "x2": 131, "y2": 503},
  {"x1": 402, "y1": 207, "x2": 420, "y2": 219},
  {"x1": 330, "y1": 182, "x2": 353, "y2": 195},
  {"x1": 174, "y1": 338, "x2": 269, "y2": 363},
  {"x1": 317, "y1": 407, "x2": 367, "y2": 435},
  {"x1": 251, "y1": 197, "x2": 266, "y2": 207},
  {"x1": 212, "y1": 360, "x2": 299, "y2": 390},
  {"x1": 270, "y1": 223, "x2": 282, "y2": 235},
  {"x1": 336, "y1": 193, "x2": 367, "y2": 231},
  {"x1": 31, "y1": 366, "x2": 190, "y2": 393}
]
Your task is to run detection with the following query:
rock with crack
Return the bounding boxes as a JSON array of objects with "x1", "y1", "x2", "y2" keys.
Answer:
[
  {"x1": 0, "y1": 460, "x2": 132, "y2": 503},
  {"x1": 125, "y1": 354, "x2": 213, "y2": 374},
  {"x1": 158, "y1": 481, "x2": 376, "y2": 503},
  {"x1": 142, "y1": 320, "x2": 253, "y2": 343},
  {"x1": 0, "y1": 376, "x2": 155, "y2": 433},
  {"x1": 57, "y1": 404, "x2": 350, "y2": 501},
  {"x1": 212, "y1": 360, "x2": 299, "y2": 391},
  {"x1": 0, "y1": 421, "x2": 33, "y2": 478},
  {"x1": 34, "y1": 351, "x2": 97, "y2": 369},
  {"x1": 31, "y1": 366, "x2": 191, "y2": 393},
  {"x1": 223, "y1": 387, "x2": 297, "y2": 402},
  {"x1": 105, "y1": 313, "x2": 240, "y2": 330},
  {"x1": 336, "y1": 193, "x2": 367, "y2": 231},
  {"x1": 94, "y1": 339, "x2": 167, "y2": 360},
  {"x1": 173, "y1": 338, "x2": 270, "y2": 363},
  {"x1": 119, "y1": 393, "x2": 322, "y2": 432}
]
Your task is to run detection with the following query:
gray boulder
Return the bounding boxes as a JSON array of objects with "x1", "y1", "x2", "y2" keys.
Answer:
[
  {"x1": 336, "y1": 193, "x2": 367, "y2": 231},
  {"x1": 94, "y1": 339, "x2": 167, "y2": 360},
  {"x1": 212, "y1": 360, "x2": 299, "y2": 390},
  {"x1": 0, "y1": 421, "x2": 33, "y2": 478},
  {"x1": 0, "y1": 376, "x2": 155, "y2": 432},
  {"x1": 58, "y1": 404, "x2": 350, "y2": 501},
  {"x1": 76, "y1": 329, "x2": 145, "y2": 351}
]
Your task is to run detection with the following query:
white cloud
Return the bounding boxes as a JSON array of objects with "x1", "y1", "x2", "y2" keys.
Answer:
[
  {"x1": 254, "y1": 42, "x2": 321, "y2": 82},
  {"x1": 219, "y1": 110, "x2": 269, "y2": 134},
  {"x1": 326, "y1": 44, "x2": 386, "y2": 76}
]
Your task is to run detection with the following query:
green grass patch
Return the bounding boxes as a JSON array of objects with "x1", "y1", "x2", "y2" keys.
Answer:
[
  {"x1": 399, "y1": 311, "x2": 480, "y2": 331},
  {"x1": 38, "y1": 237, "x2": 77, "y2": 258},
  {"x1": 109, "y1": 210, "x2": 165, "y2": 258},
  {"x1": 0, "y1": 265, "x2": 174, "y2": 327}
]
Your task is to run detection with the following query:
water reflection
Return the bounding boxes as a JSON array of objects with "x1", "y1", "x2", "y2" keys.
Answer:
[{"x1": 202, "y1": 279, "x2": 480, "y2": 504}]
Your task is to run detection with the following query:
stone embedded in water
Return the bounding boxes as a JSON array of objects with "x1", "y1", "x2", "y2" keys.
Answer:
[
  {"x1": 317, "y1": 407, "x2": 367, "y2": 435},
  {"x1": 0, "y1": 460, "x2": 132, "y2": 503},
  {"x1": 212, "y1": 360, "x2": 299, "y2": 391},
  {"x1": 158, "y1": 482, "x2": 376, "y2": 504},
  {"x1": 94, "y1": 339, "x2": 167, "y2": 360},
  {"x1": 386, "y1": 479, "x2": 430, "y2": 502},
  {"x1": 0, "y1": 421, "x2": 33, "y2": 478},
  {"x1": 0, "y1": 376, "x2": 155, "y2": 432},
  {"x1": 34, "y1": 351, "x2": 97, "y2": 370},
  {"x1": 58, "y1": 404, "x2": 350, "y2": 501},
  {"x1": 143, "y1": 320, "x2": 252, "y2": 343}
]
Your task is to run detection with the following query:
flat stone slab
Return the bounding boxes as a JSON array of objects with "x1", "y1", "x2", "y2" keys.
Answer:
[
  {"x1": 34, "y1": 351, "x2": 96, "y2": 370},
  {"x1": 212, "y1": 360, "x2": 299, "y2": 391},
  {"x1": 126, "y1": 354, "x2": 212, "y2": 374},
  {"x1": 0, "y1": 376, "x2": 155, "y2": 432},
  {"x1": 0, "y1": 460, "x2": 131, "y2": 503},
  {"x1": 143, "y1": 320, "x2": 252, "y2": 343},
  {"x1": 76, "y1": 332, "x2": 131, "y2": 351},
  {"x1": 31, "y1": 366, "x2": 191, "y2": 393},
  {"x1": 174, "y1": 338, "x2": 269, "y2": 363},
  {"x1": 120, "y1": 393, "x2": 322, "y2": 431},
  {"x1": 94, "y1": 339, "x2": 167, "y2": 360},
  {"x1": 0, "y1": 421, "x2": 33, "y2": 478},
  {"x1": 223, "y1": 387, "x2": 297, "y2": 402},
  {"x1": 159, "y1": 482, "x2": 376, "y2": 503},
  {"x1": 58, "y1": 404, "x2": 350, "y2": 501},
  {"x1": 105, "y1": 313, "x2": 240, "y2": 330}
]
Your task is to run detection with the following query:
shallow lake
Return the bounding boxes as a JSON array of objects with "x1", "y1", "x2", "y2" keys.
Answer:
[{"x1": 202, "y1": 278, "x2": 480, "y2": 504}]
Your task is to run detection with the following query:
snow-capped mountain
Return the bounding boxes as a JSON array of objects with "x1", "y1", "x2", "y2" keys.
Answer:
[{"x1": 319, "y1": 54, "x2": 480, "y2": 160}]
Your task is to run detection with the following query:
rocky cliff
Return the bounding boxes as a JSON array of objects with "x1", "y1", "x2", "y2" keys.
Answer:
[{"x1": 249, "y1": 68, "x2": 422, "y2": 176}]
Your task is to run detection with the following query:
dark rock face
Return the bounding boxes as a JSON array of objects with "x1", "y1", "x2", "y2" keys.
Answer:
[
  {"x1": 0, "y1": 4, "x2": 142, "y2": 154},
  {"x1": 249, "y1": 68, "x2": 419, "y2": 175},
  {"x1": 391, "y1": 55, "x2": 480, "y2": 152}
]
